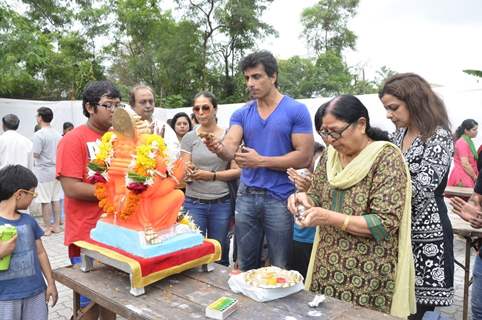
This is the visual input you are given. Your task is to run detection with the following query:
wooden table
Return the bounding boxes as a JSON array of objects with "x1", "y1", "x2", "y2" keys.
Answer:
[
  {"x1": 53, "y1": 263, "x2": 399, "y2": 320},
  {"x1": 449, "y1": 212, "x2": 482, "y2": 320},
  {"x1": 444, "y1": 186, "x2": 473, "y2": 199}
]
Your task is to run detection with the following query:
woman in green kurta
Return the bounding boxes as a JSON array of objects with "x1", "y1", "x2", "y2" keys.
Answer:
[{"x1": 288, "y1": 95, "x2": 415, "y2": 318}]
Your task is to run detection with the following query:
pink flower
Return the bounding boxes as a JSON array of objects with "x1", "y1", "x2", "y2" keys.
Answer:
[
  {"x1": 87, "y1": 173, "x2": 107, "y2": 184},
  {"x1": 127, "y1": 182, "x2": 148, "y2": 194}
]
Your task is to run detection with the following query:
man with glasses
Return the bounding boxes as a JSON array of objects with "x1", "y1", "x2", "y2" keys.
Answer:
[
  {"x1": 56, "y1": 80, "x2": 119, "y2": 320},
  {"x1": 129, "y1": 84, "x2": 155, "y2": 122},
  {"x1": 205, "y1": 51, "x2": 314, "y2": 271},
  {"x1": 128, "y1": 84, "x2": 180, "y2": 162}
]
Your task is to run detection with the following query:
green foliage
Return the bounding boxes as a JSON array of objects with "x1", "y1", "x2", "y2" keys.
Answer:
[
  {"x1": 301, "y1": 0, "x2": 359, "y2": 54},
  {"x1": 463, "y1": 69, "x2": 482, "y2": 78},
  {"x1": 0, "y1": 0, "x2": 382, "y2": 102},
  {"x1": 109, "y1": 0, "x2": 205, "y2": 108},
  {"x1": 0, "y1": 1, "x2": 107, "y2": 99},
  {"x1": 179, "y1": 0, "x2": 276, "y2": 100},
  {"x1": 279, "y1": 52, "x2": 362, "y2": 99}
]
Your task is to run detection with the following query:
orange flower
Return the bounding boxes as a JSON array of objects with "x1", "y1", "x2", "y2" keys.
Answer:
[{"x1": 119, "y1": 192, "x2": 140, "y2": 220}]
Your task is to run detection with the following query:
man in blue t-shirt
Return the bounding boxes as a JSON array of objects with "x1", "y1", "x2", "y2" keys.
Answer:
[{"x1": 205, "y1": 51, "x2": 314, "y2": 271}]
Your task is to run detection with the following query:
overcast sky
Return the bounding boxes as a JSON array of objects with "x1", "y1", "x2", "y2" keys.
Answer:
[{"x1": 262, "y1": 0, "x2": 482, "y2": 88}]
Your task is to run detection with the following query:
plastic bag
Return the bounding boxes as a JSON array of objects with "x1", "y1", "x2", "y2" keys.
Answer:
[{"x1": 228, "y1": 273, "x2": 304, "y2": 302}]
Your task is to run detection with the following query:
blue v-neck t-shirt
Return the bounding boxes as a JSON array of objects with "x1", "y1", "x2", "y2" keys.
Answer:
[{"x1": 230, "y1": 95, "x2": 313, "y2": 200}]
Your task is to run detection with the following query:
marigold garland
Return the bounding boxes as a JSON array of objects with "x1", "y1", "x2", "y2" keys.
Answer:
[{"x1": 88, "y1": 131, "x2": 168, "y2": 221}]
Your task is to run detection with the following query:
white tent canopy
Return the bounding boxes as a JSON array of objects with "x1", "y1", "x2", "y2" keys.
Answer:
[{"x1": 1, "y1": 86, "x2": 482, "y2": 146}]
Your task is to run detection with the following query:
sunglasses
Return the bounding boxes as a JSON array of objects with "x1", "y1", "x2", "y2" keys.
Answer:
[
  {"x1": 19, "y1": 189, "x2": 37, "y2": 198},
  {"x1": 192, "y1": 105, "x2": 212, "y2": 113}
]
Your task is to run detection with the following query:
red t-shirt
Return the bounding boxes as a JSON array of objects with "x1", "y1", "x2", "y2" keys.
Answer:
[{"x1": 56, "y1": 124, "x2": 102, "y2": 246}]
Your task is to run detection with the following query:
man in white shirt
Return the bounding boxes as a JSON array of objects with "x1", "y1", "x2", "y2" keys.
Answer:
[
  {"x1": 128, "y1": 84, "x2": 180, "y2": 163},
  {"x1": 0, "y1": 114, "x2": 33, "y2": 169},
  {"x1": 32, "y1": 107, "x2": 62, "y2": 235}
]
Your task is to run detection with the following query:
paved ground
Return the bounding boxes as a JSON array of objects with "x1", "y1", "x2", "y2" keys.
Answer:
[{"x1": 41, "y1": 221, "x2": 473, "y2": 320}]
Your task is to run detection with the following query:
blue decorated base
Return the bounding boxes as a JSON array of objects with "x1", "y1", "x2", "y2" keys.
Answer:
[{"x1": 90, "y1": 221, "x2": 204, "y2": 258}]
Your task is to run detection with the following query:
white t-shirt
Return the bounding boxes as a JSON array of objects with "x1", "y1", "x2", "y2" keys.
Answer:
[{"x1": 0, "y1": 130, "x2": 33, "y2": 169}]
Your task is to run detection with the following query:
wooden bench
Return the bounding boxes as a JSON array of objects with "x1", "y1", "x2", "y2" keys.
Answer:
[{"x1": 54, "y1": 263, "x2": 400, "y2": 320}]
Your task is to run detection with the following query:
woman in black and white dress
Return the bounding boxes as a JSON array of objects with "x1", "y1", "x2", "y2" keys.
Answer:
[{"x1": 379, "y1": 73, "x2": 454, "y2": 320}]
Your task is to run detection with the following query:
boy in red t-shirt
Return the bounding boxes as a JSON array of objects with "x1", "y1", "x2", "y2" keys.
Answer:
[{"x1": 56, "y1": 80, "x2": 121, "y2": 320}]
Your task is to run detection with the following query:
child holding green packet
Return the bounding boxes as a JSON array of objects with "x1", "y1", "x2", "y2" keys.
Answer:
[{"x1": 0, "y1": 165, "x2": 58, "y2": 320}]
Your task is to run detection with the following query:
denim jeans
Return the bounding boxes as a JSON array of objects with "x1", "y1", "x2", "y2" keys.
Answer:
[
  {"x1": 473, "y1": 254, "x2": 482, "y2": 320},
  {"x1": 184, "y1": 196, "x2": 232, "y2": 266},
  {"x1": 235, "y1": 183, "x2": 293, "y2": 271}
]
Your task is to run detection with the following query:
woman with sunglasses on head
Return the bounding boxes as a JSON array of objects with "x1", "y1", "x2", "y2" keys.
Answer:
[
  {"x1": 180, "y1": 91, "x2": 240, "y2": 266},
  {"x1": 448, "y1": 119, "x2": 478, "y2": 188},
  {"x1": 288, "y1": 95, "x2": 415, "y2": 318},
  {"x1": 380, "y1": 73, "x2": 454, "y2": 320}
]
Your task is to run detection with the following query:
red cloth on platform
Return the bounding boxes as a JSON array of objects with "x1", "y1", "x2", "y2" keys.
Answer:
[{"x1": 85, "y1": 238, "x2": 216, "y2": 276}]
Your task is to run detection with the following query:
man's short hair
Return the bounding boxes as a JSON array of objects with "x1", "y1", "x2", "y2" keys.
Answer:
[
  {"x1": 63, "y1": 122, "x2": 74, "y2": 131},
  {"x1": 0, "y1": 165, "x2": 38, "y2": 201},
  {"x1": 239, "y1": 50, "x2": 279, "y2": 87},
  {"x1": 37, "y1": 107, "x2": 54, "y2": 123},
  {"x1": 2, "y1": 114, "x2": 20, "y2": 130},
  {"x1": 82, "y1": 80, "x2": 121, "y2": 118},
  {"x1": 129, "y1": 84, "x2": 155, "y2": 107}
]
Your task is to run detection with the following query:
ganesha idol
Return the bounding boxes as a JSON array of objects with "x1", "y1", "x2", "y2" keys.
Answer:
[{"x1": 86, "y1": 108, "x2": 204, "y2": 257}]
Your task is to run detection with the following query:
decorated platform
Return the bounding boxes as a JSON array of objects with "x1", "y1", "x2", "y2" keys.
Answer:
[{"x1": 76, "y1": 238, "x2": 221, "y2": 296}]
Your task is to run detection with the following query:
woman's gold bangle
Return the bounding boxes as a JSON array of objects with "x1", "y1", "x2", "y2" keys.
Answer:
[{"x1": 341, "y1": 215, "x2": 351, "y2": 231}]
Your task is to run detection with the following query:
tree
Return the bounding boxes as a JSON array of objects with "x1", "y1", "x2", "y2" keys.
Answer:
[
  {"x1": 278, "y1": 56, "x2": 317, "y2": 99},
  {"x1": 0, "y1": 1, "x2": 108, "y2": 99},
  {"x1": 177, "y1": 0, "x2": 276, "y2": 100},
  {"x1": 301, "y1": 0, "x2": 359, "y2": 55},
  {"x1": 108, "y1": 0, "x2": 205, "y2": 108},
  {"x1": 463, "y1": 69, "x2": 482, "y2": 79},
  {"x1": 278, "y1": 51, "x2": 353, "y2": 99}
]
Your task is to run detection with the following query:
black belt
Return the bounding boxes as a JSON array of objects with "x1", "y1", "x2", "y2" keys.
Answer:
[
  {"x1": 245, "y1": 186, "x2": 269, "y2": 194},
  {"x1": 187, "y1": 194, "x2": 230, "y2": 204}
]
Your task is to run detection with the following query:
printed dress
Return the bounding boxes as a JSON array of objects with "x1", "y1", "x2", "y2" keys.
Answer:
[
  {"x1": 307, "y1": 145, "x2": 408, "y2": 314},
  {"x1": 392, "y1": 127, "x2": 454, "y2": 306}
]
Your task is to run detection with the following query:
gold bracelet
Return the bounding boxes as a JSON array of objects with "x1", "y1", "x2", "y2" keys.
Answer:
[{"x1": 341, "y1": 215, "x2": 350, "y2": 231}]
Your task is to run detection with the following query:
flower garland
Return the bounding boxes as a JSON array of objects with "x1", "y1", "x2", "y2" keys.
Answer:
[
  {"x1": 87, "y1": 132, "x2": 168, "y2": 221},
  {"x1": 120, "y1": 134, "x2": 167, "y2": 220},
  {"x1": 87, "y1": 132, "x2": 116, "y2": 184},
  {"x1": 87, "y1": 132, "x2": 117, "y2": 215}
]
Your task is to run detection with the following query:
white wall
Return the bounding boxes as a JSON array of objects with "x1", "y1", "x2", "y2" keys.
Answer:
[{"x1": 1, "y1": 86, "x2": 482, "y2": 146}]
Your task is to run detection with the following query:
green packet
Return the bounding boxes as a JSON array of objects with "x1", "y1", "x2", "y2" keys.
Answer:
[
  {"x1": 0, "y1": 224, "x2": 17, "y2": 271},
  {"x1": 205, "y1": 296, "x2": 238, "y2": 320},
  {"x1": 0, "y1": 224, "x2": 17, "y2": 240}
]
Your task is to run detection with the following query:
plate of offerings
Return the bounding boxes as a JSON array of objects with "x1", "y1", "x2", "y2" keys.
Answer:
[{"x1": 244, "y1": 266, "x2": 303, "y2": 289}]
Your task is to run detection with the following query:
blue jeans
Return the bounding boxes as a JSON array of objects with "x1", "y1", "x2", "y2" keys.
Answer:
[
  {"x1": 235, "y1": 183, "x2": 293, "y2": 271},
  {"x1": 473, "y1": 254, "x2": 482, "y2": 320},
  {"x1": 184, "y1": 196, "x2": 232, "y2": 266}
]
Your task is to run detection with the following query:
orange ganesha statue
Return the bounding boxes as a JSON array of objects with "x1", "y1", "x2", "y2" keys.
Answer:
[{"x1": 88, "y1": 108, "x2": 185, "y2": 232}]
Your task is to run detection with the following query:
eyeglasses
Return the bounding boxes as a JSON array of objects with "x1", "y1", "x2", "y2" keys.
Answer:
[
  {"x1": 193, "y1": 105, "x2": 212, "y2": 113},
  {"x1": 318, "y1": 123, "x2": 352, "y2": 140},
  {"x1": 19, "y1": 189, "x2": 37, "y2": 198},
  {"x1": 96, "y1": 103, "x2": 123, "y2": 110}
]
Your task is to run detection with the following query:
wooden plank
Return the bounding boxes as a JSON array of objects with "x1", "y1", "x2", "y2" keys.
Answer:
[
  {"x1": 54, "y1": 263, "x2": 400, "y2": 320},
  {"x1": 54, "y1": 265, "x2": 206, "y2": 319},
  {"x1": 449, "y1": 212, "x2": 482, "y2": 238},
  {"x1": 178, "y1": 265, "x2": 395, "y2": 319},
  {"x1": 444, "y1": 186, "x2": 473, "y2": 198}
]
